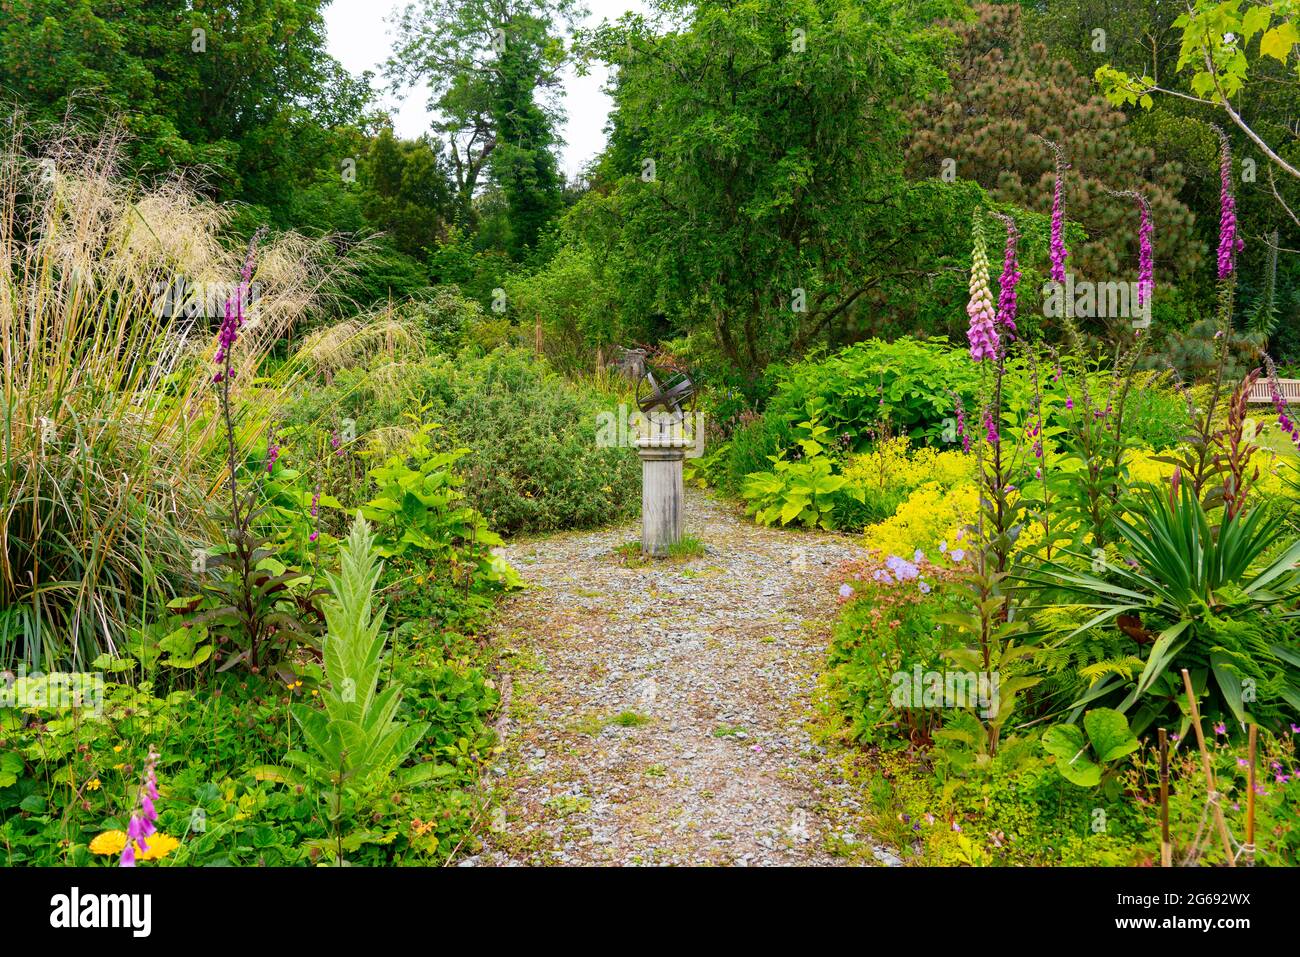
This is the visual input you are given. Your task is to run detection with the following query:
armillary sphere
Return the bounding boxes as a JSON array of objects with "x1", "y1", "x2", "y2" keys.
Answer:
[{"x1": 636, "y1": 362, "x2": 697, "y2": 424}]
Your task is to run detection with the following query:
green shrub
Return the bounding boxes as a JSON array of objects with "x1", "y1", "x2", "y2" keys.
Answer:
[
  {"x1": 765, "y1": 337, "x2": 986, "y2": 447},
  {"x1": 359, "y1": 423, "x2": 521, "y2": 588},
  {"x1": 428, "y1": 350, "x2": 639, "y2": 534},
  {"x1": 741, "y1": 455, "x2": 854, "y2": 530},
  {"x1": 1121, "y1": 381, "x2": 1189, "y2": 451},
  {"x1": 503, "y1": 246, "x2": 634, "y2": 375},
  {"x1": 400, "y1": 286, "x2": 486, "y2": 354},
  {"x1": 717, "y1": 413, "x2": 794, "y2": 496},
  {"x1": 283, "y1": 348, "x2": 639, "y2": 536}
]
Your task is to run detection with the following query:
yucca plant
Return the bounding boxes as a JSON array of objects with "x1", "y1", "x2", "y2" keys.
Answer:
[
  {"x1": 0, "y1": 122, "x2": 341, "y2": 667},
  {"x1": 1024, "y1": 478, "x2": 1300, "y2": 733}
]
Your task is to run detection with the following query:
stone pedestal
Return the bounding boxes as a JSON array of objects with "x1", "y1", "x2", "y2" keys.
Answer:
[{"x1": 635, "y1": 434, "x2": 690, "y2": 557}]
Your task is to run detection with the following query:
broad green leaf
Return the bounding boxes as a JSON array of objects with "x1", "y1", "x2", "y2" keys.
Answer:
[
  {"x1": 1209, "y1": 651, "x2": 1247, "y2": 723},
  {"x1": 1042, "y1": 724, "x2": 1101, "y2": 786},
  {"x1": 248, "y1": 764, "x2": 307, "y2": 787},
  {"x1": 1084, "y1": 708, "x2": 1139, "y2": 763},
  {"x1": 1241, "y1": 5, "x2": 1271, "y2": 43}
]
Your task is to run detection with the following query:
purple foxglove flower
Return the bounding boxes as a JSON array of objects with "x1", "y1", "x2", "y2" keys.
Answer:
[
  {"x1": 966, "y1": 215, "x2": 999, "y2": 361},
  {"x1": 995, "y1": 215, "x2": 1021, "y2": 337},
  {"x1": 952, "y1": 393, "x2": 972, "y2": 454},
  {"x1": 1216, "y1": 135, "x2": 1245, "y2": 279},
  {"x1": 1136, "y1": 195, "x2": 1154, "y2": 306},
  {"x1": 120, "y1": 748, "x2": 160, "y2": 868},
  {"x1": 1049, "y1": 156, "x2": 1071, "y2": 283},
  {"x1": 984, "y1": 410, "x2": 999, "y2": 446}
]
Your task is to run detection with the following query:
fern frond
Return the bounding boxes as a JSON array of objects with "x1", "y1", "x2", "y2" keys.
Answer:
[{"x1": 1078, "y1": 656, "x2": 1146, "y2": 685}]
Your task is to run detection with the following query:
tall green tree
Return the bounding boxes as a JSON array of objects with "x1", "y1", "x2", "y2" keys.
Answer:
[
  {"x1": 0, "y1": 0, "x2": 372, "y2": 227},
  {"x1": 572, "y1": 0, "x2": 970, "y2": 372},
  {"x1": 389, "y1": 0, "x2": 584, "y2": 258},
  {"x1": 906, "y1": 4, "x2": 1204, "y2": 306},
  {"x1": 362, "y1": 127, "x2": 455, "y2": 259}
]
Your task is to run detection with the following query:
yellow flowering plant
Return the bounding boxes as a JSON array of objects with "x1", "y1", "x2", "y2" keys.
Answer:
[
  {"x1": 88, "y1": 829, "x2": 179, "y2": 862},
  {"x1": 839, "y1": 436, "x2": 975, "y2": 531},
  {"x1": 864, "y1": 482, "x2": 979, "y2": 560}
]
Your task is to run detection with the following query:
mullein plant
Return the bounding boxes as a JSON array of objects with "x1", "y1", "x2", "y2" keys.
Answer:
[{"x1": 256, "y1": 516, "x2": 433, "y2": 864}]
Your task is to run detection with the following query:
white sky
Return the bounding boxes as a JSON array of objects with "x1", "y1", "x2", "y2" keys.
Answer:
[{"x1": 323, "y1": 0, "x2": 649, "y2": 180}]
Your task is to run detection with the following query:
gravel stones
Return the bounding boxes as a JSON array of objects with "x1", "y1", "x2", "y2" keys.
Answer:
[{"x1": 475, "y1": 488, "x2": 900, "y2": 867}]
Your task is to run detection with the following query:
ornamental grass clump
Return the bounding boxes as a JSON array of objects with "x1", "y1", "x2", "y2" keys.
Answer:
[{"x1": 0, "y1": 122, "x2": 343, "y2": 667}]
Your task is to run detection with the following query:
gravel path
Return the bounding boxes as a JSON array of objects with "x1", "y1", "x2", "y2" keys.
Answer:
[{"x1": 470, "y1": 488, "x2": 900, "y2": 867}]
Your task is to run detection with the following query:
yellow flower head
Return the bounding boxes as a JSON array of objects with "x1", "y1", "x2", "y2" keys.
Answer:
[
  {"x1": 89, "y1": 830, "x2": 128, "y2": 856},
  {"x1": 134, "y1": 832, "x2": 180, "y2": 862},
  {"x1": 86, "y1": 778, "x2": 101, "y2": 791}
]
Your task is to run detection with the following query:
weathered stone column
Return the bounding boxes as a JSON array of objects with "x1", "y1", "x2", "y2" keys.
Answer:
[{"x1": 635, "y1": 432, "x2": 690, "y2": 557}]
